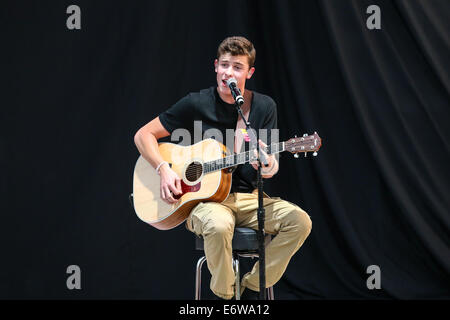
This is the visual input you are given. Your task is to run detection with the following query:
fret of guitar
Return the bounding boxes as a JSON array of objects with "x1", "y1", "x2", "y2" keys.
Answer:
[
  {"x1": 235, "y1": 153, "x2": 243, "y2": 165},
  {"x1": 235, "y1": 152, "x2": 248, "y2": 165},
  {"x1": 204, "y1": 162, "x2": 210, "y2": 174},
  {"x1": 269, "y1": 143, "x2": 276, "y2": 154},
  {"x1": 218, "y1": 158, "x2": 225, "y2": 169},
  {"x1": 270, "y1": 144, "x2": 276, "y2": 154},
  {"x1": 207, "y1": 161, "x2": 217, "y2": 173},
  {"x1": 205, "y1": 157, "x2": 231, "y2": 173},
  {"x1": 225, "y1": 155, "x2": 234, "y2": 167},
  {"x1": 267, "y1": 142, "x2": 284, "y2": 154},
  {"x1": 212, "y1": 159, "x2": 221, "y2": 171}
]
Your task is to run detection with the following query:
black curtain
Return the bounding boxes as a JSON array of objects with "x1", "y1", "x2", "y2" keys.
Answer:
[{"x1": 1, "y1": 0, "x2": 449, "y2": 299}]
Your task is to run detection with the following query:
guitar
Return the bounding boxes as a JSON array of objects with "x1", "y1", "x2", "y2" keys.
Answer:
[{"x1": 132, "y1": 132, "x2": 322, "y2": 230}]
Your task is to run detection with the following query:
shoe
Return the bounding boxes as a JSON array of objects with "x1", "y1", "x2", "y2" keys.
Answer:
[{"x1": 240, "y1": 288, "x2": 260, "y2": 300}]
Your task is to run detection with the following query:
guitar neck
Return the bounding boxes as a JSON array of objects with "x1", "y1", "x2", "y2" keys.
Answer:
[{"x1": 203, "y1": 142, "x2": 285, "y2": 174}]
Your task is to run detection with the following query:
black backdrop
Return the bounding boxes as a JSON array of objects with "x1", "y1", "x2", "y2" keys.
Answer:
[{"x1": 1, "y1": 0, "x2": 449, "y2": 299}]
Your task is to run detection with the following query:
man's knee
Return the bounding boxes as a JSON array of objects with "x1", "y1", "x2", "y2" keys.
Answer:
[
  {"x1": 192, "y1": 204, "x2": 235, "y2": 237},
  {"x1": 203, "y1": 217, "x2": 234, "y2": 237},
  {"x1": 284, "y1": 205, "x2": 312, "y2": 237}
]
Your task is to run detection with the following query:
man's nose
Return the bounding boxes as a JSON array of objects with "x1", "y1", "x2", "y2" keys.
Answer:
[{"x1": 225, "y1": 66, "x2": 233, "y2": 77}]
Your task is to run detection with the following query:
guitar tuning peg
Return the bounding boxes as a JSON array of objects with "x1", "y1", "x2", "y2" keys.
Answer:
[
  {"x1": 313, "y1": 151, "x2": 318, "y2": 157},
  {"x1": 304, "y1": 152, "x2": 307, "y2": 157},
  {"x1": 294, "y1": 153, "x2": 299, "y2": 158}
]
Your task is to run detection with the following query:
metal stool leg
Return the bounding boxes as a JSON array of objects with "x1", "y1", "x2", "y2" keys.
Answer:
[
  {"x1": 195, "y1": 256, "x2": 207, "y2": 300},
  {"x1": 236, "y1": 252, "x2": 275, "y2": 300},
  {"x1": 233, "y1": 256, "x2": 241, "y2": 300},
  {"x1": 267, "y1": 286, "x2": 275, "y2": 300}
]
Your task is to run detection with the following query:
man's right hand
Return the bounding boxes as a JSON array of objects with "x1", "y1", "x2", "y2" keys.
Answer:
[{"x1": 159, "y1": 164, "x2": 182, "y2": 204}]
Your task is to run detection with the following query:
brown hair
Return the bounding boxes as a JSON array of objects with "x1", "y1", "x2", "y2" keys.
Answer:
[{"x1": 217, "y1": 36, "x2": 256, "y2": 68}]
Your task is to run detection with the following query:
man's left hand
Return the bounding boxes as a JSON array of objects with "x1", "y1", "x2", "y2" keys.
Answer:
[{"x1": 250, "y1": 140, "x2": 279, "y2": 178}]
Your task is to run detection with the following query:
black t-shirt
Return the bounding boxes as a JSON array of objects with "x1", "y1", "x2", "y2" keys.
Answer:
[{"x1": 159, "y1": 86, "x2": 278, "y2": 193}]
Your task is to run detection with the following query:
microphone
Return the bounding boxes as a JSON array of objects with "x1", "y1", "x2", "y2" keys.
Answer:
[{"x1": 226, "y1": 78, "x2": 244, "y2": 105}]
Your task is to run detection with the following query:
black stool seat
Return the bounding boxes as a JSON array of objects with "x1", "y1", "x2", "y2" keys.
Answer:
[{"x1": 195, "y1": 227, "x2": 271, "y2": 252}]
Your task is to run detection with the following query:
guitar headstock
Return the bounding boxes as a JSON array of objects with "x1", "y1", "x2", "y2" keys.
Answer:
[{"x1": 285, "y1": 132, "x2": 322, "y2": 158}]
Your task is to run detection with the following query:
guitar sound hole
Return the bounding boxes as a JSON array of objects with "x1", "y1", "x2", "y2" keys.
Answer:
[{"x1": 185, "y1": 161, "x2": 203, "y2": 182}]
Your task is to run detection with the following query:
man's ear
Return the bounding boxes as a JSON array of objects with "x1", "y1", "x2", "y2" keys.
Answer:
[
  {"x1": 247, "y1": 66, "x2": 255, "y2": 79},
  {"x1": 214, "y1": 59, "x2": 218, "y2": 73}
]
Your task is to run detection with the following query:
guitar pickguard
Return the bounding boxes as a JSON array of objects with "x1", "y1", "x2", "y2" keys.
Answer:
[{"x1": 174, "y1": 181, "x2": 201, "y2": 199}]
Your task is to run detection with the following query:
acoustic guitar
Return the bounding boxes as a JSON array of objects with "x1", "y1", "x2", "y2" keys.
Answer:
[{"x1": 132, "y1": 132, "x2": 322, "y2": 230}]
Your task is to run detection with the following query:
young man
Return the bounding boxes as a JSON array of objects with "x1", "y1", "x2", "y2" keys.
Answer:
[{"x1": 134, "y1": 36, "x2": 312, "y2": 300}]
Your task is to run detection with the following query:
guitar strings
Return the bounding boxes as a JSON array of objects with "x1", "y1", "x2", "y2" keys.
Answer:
[
  {"x1": 183, "y1": 143, "x2": 281, "y2": 177},
  {"x1": 176, "y1": 141, "x2": 314, "y2": 181}
]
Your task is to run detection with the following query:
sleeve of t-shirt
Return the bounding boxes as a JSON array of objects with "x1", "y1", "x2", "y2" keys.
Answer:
[{"x1": 158, "y1": 94, "x2": 195, "y2": 134}]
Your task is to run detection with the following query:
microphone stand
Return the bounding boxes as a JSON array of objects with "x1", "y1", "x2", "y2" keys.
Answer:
[{"x1": 235, "y1": 101, "x2": 268, "y2": 300}]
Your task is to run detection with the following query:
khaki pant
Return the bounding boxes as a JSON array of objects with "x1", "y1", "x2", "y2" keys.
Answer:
[{"x1": 186, "y1": 190, "x2": 312, "y2": 300}]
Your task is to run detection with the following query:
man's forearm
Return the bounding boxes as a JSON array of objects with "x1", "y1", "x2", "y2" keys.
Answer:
[{"x1": 134, "y1": 131, "x2": 165, "y2": 169}]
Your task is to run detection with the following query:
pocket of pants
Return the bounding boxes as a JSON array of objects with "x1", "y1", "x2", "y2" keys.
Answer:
[{"x1": 187, "y1": 202, "x2": 204, "y2": 234}]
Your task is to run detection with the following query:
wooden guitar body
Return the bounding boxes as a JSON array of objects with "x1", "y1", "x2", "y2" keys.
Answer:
[{"x1": 133, "y1": 139, "x2": 232, "y2": 230}]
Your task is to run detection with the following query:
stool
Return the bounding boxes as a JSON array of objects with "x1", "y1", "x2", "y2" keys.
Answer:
[{"x1": 195, "y1": 227, "x2": 274, "y2": 300}]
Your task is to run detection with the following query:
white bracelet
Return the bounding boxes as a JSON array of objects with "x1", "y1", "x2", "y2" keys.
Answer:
[{"x1": 156, "y1": 161, "x2": 168, "y2": 174}]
